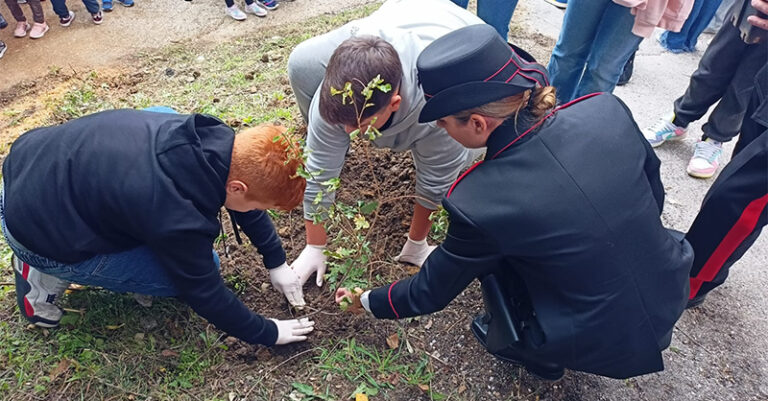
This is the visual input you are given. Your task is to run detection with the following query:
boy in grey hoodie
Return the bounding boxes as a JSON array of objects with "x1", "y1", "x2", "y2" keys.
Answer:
[{"x1": 283, "y1": 0, "x2": 484, "y2": 306}]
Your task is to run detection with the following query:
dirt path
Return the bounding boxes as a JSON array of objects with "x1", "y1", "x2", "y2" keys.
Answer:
[{"x1": 0, "y1": 0, "x2": 374, "y2": 92}]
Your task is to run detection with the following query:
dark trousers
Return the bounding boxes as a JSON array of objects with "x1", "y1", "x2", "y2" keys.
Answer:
[
  {"x1": 4, "y1": 0, "x2": 45, "y2": 24},
  {"x1": 672, "y1": 7, "x2": 767, "y2": 142},
  {"x1": 50, "y1": 0, "x2": 101, "y2": 17},
  {"x1": 225, "y1": 0, "x2": 254, "y2": 7},
  {"x1": 686, "y1": 70, "x2": 768, "y2": 299}
]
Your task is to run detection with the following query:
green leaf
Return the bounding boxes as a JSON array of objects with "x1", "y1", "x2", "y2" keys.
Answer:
[
  {"x1": 312, "y1": 191, "x2": 324, "y2": 205},
  {"x1": 377, "y1": 83, "x2": 392, "y2": 93},
  {"x1": 292, "y1": 382, "x2": 315, "y2": 396},
  {"x1": 349, "y1": 129, "x2": 360, "y2": 140},
  {"x1": 359, "y1": 201, "x2": 378, "y2": 215},
  {"x1": 353, "y1": 214, "x2": 370, "y2": 230}
]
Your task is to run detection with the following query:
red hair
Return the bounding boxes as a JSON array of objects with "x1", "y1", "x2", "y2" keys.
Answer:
[{"x1": 228, "y1": 125, "x2": 306, "y2": 210}]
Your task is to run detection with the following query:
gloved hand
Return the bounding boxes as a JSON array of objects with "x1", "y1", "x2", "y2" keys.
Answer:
[
  {"x1": 269, "y1": 317, "x2": 315, "y2": 345},
  {"x1": 291, "y1": 245, "x2": 327, "y2": 287},
  {"x1": 269, "y1": 262, "x2": 305, "y2": 306},
  {"x1": 394, "y1": 237, "x2": 436, "y2": 267}
]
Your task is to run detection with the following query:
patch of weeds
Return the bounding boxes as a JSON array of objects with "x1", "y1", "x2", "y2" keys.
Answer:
[
  {"x1": 314, "y1": 339, "x2": 443, "y2": 399},
  {"x1": 428, "y1": 206, "x2": 449, "y2": 243},
  {"x1": 224, "y1": 274, "x2": 248, "y2": 295}
]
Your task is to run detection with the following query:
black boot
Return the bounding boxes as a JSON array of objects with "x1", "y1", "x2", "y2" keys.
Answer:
[
  {"x1": 617, "y1": 51, "x2": 636, "y2": 86},
  {"x1": 471, "y1": 315, "x2": 565, "y2": 381},
  {"x1": 685, "y1": 293, "x2": 708, "y2": 309}
]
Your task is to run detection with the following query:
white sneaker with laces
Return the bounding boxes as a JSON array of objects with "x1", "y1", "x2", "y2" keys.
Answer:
[
  {"x1": 643, "y1": 113, "x2": 688, "y2": 147},
  {"x1": 246, "y1": 2, "x2": 268, "y2": 16},
  {"x1": 687, "y1": 138, "x2": 723, "y2": 178},
  {"x1": 12, "y1": 255, "x2": 69, "y2": 327},
  {"x1": 226, "y1": 5, "x2": 247, "y2": 20}
]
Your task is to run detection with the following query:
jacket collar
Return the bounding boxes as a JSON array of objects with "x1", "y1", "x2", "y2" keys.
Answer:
[{"x1": 484, "y1": 111, "x2": 546, "y2": 160}]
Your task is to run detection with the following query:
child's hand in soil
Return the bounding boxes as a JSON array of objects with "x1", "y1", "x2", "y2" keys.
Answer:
[{"x1": 335, "y1": 287, "x2": 365, "y2": 314}]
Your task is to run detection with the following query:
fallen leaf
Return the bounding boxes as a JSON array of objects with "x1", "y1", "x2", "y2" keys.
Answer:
[
  {"x1": 161, "y1": 349, "x2": 179, "y2": 357},
  {"x1": 355, "y1": 394, "x2": 369, "y2": 401},
  {"x1": 106, "y1": 323, "x2": 125, "y2": 330},
  {"x1": 228, "y1": 391, "x2": 236, "y2": 401},
  {"x1": 49, "y1": 359, "x2": 70, "y2": 381},
  {"x1": 386, "y1": 333, "x2": 399, "y2": 350},
  {"x1": 418, "y1": 384, "x2": 430, "y2": 392},
  {"x1": 424, "y1": 319, "x2": 433, "y2": 330},
  {"x1": 457, "y1": 384, "x2": 467, "y2": 394}
]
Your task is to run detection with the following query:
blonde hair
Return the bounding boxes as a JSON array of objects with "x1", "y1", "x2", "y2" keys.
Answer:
[
  {"x1": 453, "y1": 86, "x2": 557, "y2": 126},
  {"x1": 228, "y1": 125, "x2": 306, "y2": 211}
]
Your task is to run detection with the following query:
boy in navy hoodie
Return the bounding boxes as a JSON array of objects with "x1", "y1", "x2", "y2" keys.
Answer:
[{"x1": 1, "y1": 110, "x2": 314, "y2": 346}]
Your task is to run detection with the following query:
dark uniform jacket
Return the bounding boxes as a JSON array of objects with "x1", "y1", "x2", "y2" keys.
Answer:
[
  {"x1": 2, "y1": 110, "x2": 285, "y2": 345},
  {"x1": 369, "y1": 93, "x2": 694, "y2": 378}
]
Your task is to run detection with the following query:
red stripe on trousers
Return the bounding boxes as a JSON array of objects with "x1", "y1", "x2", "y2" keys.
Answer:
[{"x1": 689, "y1": 193, "x2": 768, "y2": 298}]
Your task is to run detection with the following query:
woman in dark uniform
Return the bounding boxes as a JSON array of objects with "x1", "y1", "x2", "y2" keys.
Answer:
[{"x1": 335, "y1": 24, "x2": 693, "y2": 381}]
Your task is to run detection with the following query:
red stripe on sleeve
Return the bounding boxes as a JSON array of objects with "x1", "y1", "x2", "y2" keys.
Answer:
[{"x1": 387, "y1": 281, "x2": 400, "y2": 319}]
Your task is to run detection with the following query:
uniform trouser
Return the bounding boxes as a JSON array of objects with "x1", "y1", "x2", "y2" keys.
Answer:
[
  {"x1": 685, "y1": 84, "x2": 768, "y2": 299},
  {"x1": 672, "y1": 9, "x2": 767, "y2": 142}
]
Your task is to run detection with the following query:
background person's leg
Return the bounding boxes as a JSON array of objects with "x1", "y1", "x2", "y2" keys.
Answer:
[
  {"x1": 547, "y1": 0, "x2": 612, "y2": 102},
  {"x1": 672, "y1": 17, "x2": 749, "y2": 128},
  {"x1": 477, "y1": 0, "x2": 519, "y2": 40},
  {"x1": 575, "y1": 2, "x2": 641, "y2": 98},
  {"x1": 701, "y1": 42, "x2": 767, "y2": 143}
]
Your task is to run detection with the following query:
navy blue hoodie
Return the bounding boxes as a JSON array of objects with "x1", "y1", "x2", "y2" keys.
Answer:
[{"x1": 2, "y1": 110, "x2": 284, "y2": 345}]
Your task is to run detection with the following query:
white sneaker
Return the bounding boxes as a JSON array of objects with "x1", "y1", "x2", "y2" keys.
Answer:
[
  {"x1": 643, "y1": 113, "x2": 688, "y2": 147},
  {"x1": 226, "y1": 5, "x2": 247, "y2": 21},
  {"x1": 687, "y1": 138, "x2": 723, "y2": 179},
  {"x1": 12, "y1": 255, "x2": 69, "y2": 328},
  {"x1": 246, "y1": 2, "x2": 268, "y2": 17}
]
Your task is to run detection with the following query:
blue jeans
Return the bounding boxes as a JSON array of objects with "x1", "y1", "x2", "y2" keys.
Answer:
[
  {"x1": 547, "y1": 0, "x2": 643, "y2": 102},
  {"x1": 0, "y1": 125, "x2": 219, "y2": 297},
  {"x1": 659, "y1": 0, "x2": 722, "y2": 53},
  {"x1": 450, "y1": 0, "x2": 519, "y2": 40},
  {"x1": 50, "y1": 0, "x2": 101, "y2": 17}
]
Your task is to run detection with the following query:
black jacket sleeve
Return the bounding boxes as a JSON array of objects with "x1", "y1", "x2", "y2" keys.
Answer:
[
  {"x1": 229, "y1": 210, "x2": 286, "y2": 269},
  {"x1": 614, "y1": 95, "x2": 665, "y2": 212},
  {"x1": 150, "y1": 232, "x2": 279, "y2": 346},
  {"x1": 368, "y1": 200, "x2": 502, "y2": 319}
]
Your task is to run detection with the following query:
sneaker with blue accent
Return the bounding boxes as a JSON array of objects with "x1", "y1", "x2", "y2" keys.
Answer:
[
  {"x1": 543, "y1": 0, "x2": 567, "y2": 9},
  {"x1": 687, "y1": 138, "x2": 723, "y2": 178},
  {"x1": 226, "y1": 4, "x2": 247, "y2": 20},
  {"x1": 643, "y1": 114, "x2": 687, "y2": 147},
  {"x1": 257, "y1": 0, "x2": 278, "y2": 10},
  {"x1": 102, "y1": 0, "x2": 113, "y2": 11},
  {"x1": 117, "y1": 0, "x2": 134, "y2": 7},
  {"x1": 12, "y1": 255, "x2": 69, "y2": 328}
]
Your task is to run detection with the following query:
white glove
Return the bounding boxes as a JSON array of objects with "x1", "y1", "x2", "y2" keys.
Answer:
[
  {"x1": 270, "y1": 317, "x2": 315, "y2": 345},
  {"x1": 291, "y1": 245, "x2": 327, "y2": 287},
  {"x1": 394, "y1": 237, "x2": 436, "y2": 267},
  {"x1": 269, "y1": 263, "x2": 305, "y2": 306}
]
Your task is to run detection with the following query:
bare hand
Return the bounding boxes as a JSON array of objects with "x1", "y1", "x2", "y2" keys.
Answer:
[
  {"x1": 335, "y1": 287, "x2": 364, "y2": 314},
  {"x1": 749, "y1": 0, "x2": 768, "y2": 30}
]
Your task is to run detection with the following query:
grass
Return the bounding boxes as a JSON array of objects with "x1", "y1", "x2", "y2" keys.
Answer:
[{"x1": 0, "y1": 3, "x2": 468, "y2": 400}]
